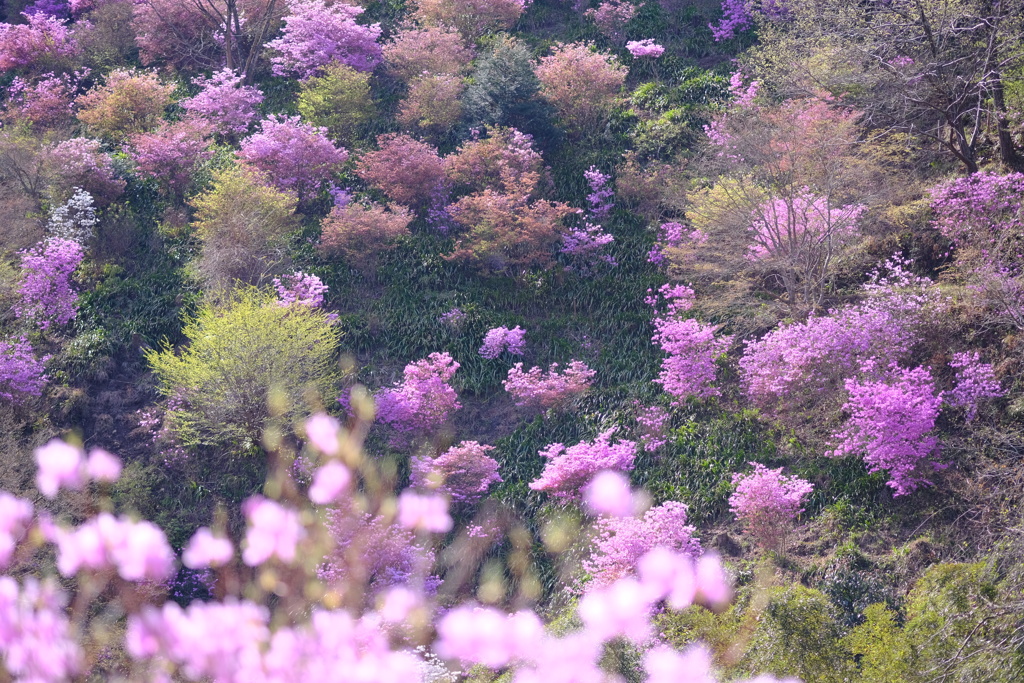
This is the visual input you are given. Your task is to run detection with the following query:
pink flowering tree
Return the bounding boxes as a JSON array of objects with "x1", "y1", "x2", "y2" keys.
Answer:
[
  {"x1": 585, "y1": 1, "x2": 636, "y2": 45},
  {"x1": 2, "y1": 72, "x2": 76, "y2": 128},
  {"x1": 373, "y1": 352, "x2": 461, "y2": 444},
  {"x1": 529, "y1": 429, "x2": 637, "y2": 500},
  {"x1": 356, "y1": 134, "x2": 447, "y2": 210},
  {"x1": 180, "y1": 69, "x2": 264, "y2": 135},
  {"x1": 382, "y1": 25, "x2": 474, "y2": 81},
  {"x1": 647, "y1": 221, "x2": 707, "y2": 266},
  {"x1": 266, "y1": 0, "x2": 382, "y2": 79},
  {"x1": 44, "y1": 137, "x2": 125, "y2": 205},
  {"x1": 238, "y1": 116, "x2": 348, "y2": 200},
  {"x1": 583, "y1": 501, "x2": 702, "y2": 588},
  {"x1": 627, "y1": 40, "x2": 665, "y2": 58},
  {"x1": 503, "y1": 360, "x2": 596, "y2": 411},
  {"x1": 648, "y1": 284, "x2": 732, "y2": 403},
  {"x1": 947, "y1": 351, "x2": 1003, "y2": 422},
  {"x1": 830, "y1": 364, "x2": 944, "y2": 496},
  {"x1": 0, "y1": 336, "x2": 50, "y2": 402},
  {"x1": 15, "y1": 238, "x2": 84, "y2": 331},
  {"x1": 410, "y1": 441, "x2": 502, "y2": 505},
  {"x1": 129, "y1": 119, "x2": 214, "y2": 197},
  {"x1": 0, "y1": 12, "x2": 78, "y2": 73},
  {"x1": 729, "y1": 463, "x2": 813, "y2": 551},
  {"x1": 273, "y1": 271, "x2": 329, "y2": 308},
  {"x1": 479, "y1": 326, "x2": 526, "y2": 359}
]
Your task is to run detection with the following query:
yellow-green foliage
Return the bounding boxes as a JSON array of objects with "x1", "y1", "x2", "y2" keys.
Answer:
[
  {"x1": 848, "y1": 562, "x2": 1021, "y2": 682},
  {"x1": 190, "y1": 165, "x2": 298, "y2": 290},
  {"x1": 146, "y1": 288, "x2": 341, "y2": 450},
  {"x1": 297, "y1": 63, "x2": 375, "y2": 144}
]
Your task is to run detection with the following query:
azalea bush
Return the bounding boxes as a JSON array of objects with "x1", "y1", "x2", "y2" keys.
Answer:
[{"x1": 729, "y1": 463, "x2": 813, "y2": 551}]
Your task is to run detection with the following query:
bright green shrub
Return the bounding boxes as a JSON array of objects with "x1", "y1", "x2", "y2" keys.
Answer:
[
  {"x1": 146, "y1": 288, "x2": 341, "y2": 450},
  {"x1": 296, "y1": 63, "x2": 375, "y2": 144}
]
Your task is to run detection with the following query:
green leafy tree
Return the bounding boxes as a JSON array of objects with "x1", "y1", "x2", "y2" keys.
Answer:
[
  {"x1": 146, "y1": 288, "x2": 341, "y2": 450},
  {"x1": 297, "y1": 63, "x2": 375, "y2": 144}
]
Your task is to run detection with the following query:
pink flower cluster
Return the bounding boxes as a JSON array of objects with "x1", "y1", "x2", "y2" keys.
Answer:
[
  {"x1": 0, "y1": 12, "x2": 78, "y2": 72},
  {"x1": 3, "y1": 72, "x2": 76, "y2": 127},
  {"x1": 947, "y1": 351, "x2": 1003, "y2": 422},
  {"x1": 439, "y1": 307, "x2": 467, "y2": 327},
  {"x1": 0, "y1": 337, "x2": 49, "y2": 402},
  {"x1": 647, "y1": 221, "x2": 707, "y2": 265},
  {"x1": 503, "y1": 360, "x2": 596, "y2": 410},
  {"x1": 747, "y1": 190, "x2": 864, "y2": 262},
  {"x1": 242, "y1": 497, "x2": 305, "y2": 566},
  {"x1": 649, "y1": 285, "x2": 732, "y2": 403},
  {"x1": 584, "y1": 166, "x2": 614, "y2": 221},
  {"x1": 830, "y1": 365, "x2": 944, "y2": 496},
  {"x1": 129, "y1": 120, "x2": 213, "y2": 195},
  {"x1": 34, "y1": 439, "x2": 121, "y2": 498},
  {"x1": 479, "y1": 325, "x2": 527, "y2": 359},
  {"x1": 0, "y1": 576, "x2": 81, "y2": 680},
  {"x1": 929, "y1": 171, "x2": 1024, "y2": 266},
  {"x1": 46, "y1": 137, "x2": 125, "y2": 205},
  {"x1": 239, "y1": 116, "x2": 349, "y2": 200},
  {"x1": 626, "y1": 40, "x2": 665, "y2": 58},
  {"x1": 181, "y1": 69, "x2": 264, "y2": 135},
  {"x1": 585, "y1": 0, "x2": 636, "y2": 44},
  {"x1": 530, "y1": 429, "x2": 637, "y2": 500},
  {"x1": 374, "y1": 352, "x2": 462, "y2": 441},
  {"x1": 634, "y1": 403, "x2": 670, "y2": 451},
  {"x1": 267, "y1": 0, "x2": 382, "y2": 79},
  {"x1": 411, "y1": 441, "x2": 503, "y2": 504},
  {"x1": 15, "y1": 238, "x2": 84, "y2": 331},
  {"x1": 397, "y1": 491, "x2": 453, "y2": 533},
  {"x1": 583, "y1": 501, "x2": 702, "y2": 588},
  {"x1": 729, "y1": 463, "x2": 813, "y2": 550},
  {"x1": 273, "y1": 271, "x2": 329, "y2": 308},
  {"x1": 49, "y1": 513, "x2": 174, "y2": 581}
]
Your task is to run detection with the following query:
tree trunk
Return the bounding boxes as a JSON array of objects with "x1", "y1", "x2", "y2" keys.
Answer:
[{"x1": 990, "y1": 73, "x2": 1022, "y2": 170}]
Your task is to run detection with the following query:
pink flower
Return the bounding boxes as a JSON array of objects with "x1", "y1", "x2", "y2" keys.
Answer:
[
  {"x1": 378, "y1": 586, "x2": 421, "y2": 623},
  {"x1": 305, "y1": 413, "x2": 341, "y2": 455},
  {"x1": 695, "y1": 552, "x2": 731, "y2": 607},
  {"x1": 583, "y1": 470, "x2": 636, "y2": 517},
  {"x1": 644, "y1": 644, "x2": 715, "y2": 683},
  {"x1": 35, "y1": 439, "x2": 84, "y2": 498},
  {"x1": 397, "y1": 491, "x2": 453, "y2": 534},
  {"x1": 110, "y1": 520, "x2": 175, "y2": 582},
  {"x1": 626, "y1": 39, "x2": 665, "y2": 58},
  {"x1": 578, "y1": 578, "x2": 654, "y2": 643},
  {"x1": 308, "y1": 462, "x2": 352, "y2": 504},
  {"x1": 85, "y1": 448, "x2": 121, "y2": 482},
  {"x1": 435, "y1": 606, "x2": 543, "y2": 667},
  {"x1": 183, "y1": 528, "x2": 234, "y2": 569},
  {"x1": 0, "y1": 493, "x2": 33, "y2": 567},
  {"x1": 242, "y1": 497, "x2": 305, "y2": 566},
  {"x1": 479, "y1": 325, "x2": 527, "y2": 359}
]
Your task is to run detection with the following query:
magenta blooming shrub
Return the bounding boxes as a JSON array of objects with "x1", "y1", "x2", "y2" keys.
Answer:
[
  {"x1": 45, "y1": 137, "x2": 125, "y2": 205},
  {"x1": 947, "y1": 351, "x2": 1003, "y2": 422},
  {"x1": 929, "y1": 171, "x2": 1024, "y2": 263},
  {"x1": 830, "y1": 364, "x2": 944, "y2": 496},
  {"x1": 503, "y1": 360, "x2": 596, "y2": 410},
  {"x1": 626, "y1": 40, "x2": 665, "y2": 58},
  {"x1": 273, "y1": 271, "x2": 329, "y2": 308},
  {"x1": 561, "y1": 222, "x2": 617, "y2": 271},
  {"x1": 529, "y1": 429, "x2": 638, "y2": 500},
  {"x1": 634, "y1": 403, "x2": 670, "y2": 452},
  {"x1": 266, "y1": 0, "x2": 382, "y2": 79},
  {"x1": 410, "y1": 441, "x2": 502, "y2": 505},
  {"x1": 2, "y1": 72, "x2": 76, "y2": 127},
  {"x1": 747, "y1": 189, "x2": 864, "y2": 262},
  {"x1": 0, "y1": 336, "x2": 49, "y2": 401},
  {"x1": 585, "y1": 1, "x2": 636, "y2": 44},
  {"x1": 709, "y1": 0, "x2": 752, "y2": 40},
  {"x1": 584, "y1": 166, "x2": 614, "y2": 221},
  {"x1": 0, "y1": 12, "x2": 78, "y2": 72},
  {"x1": 374, "y1": 352, "x2": 461, "y2": 442},
  {"x1": 583, "y1": 501, "x2": 701, "y2": 588},
  {"x1": 238, "y1": 116, "x2": 348, "y2": 200},
  {"x1": 129, "y1": 120, "x2": 213, "y2": 196},
  {"x1": 729, "y1": 463, "x2": 813, "y2": 550},
  {"x1": 648, "y1": 284, "x2": 732, "y2": 403},
  {"x1": 647, "y1": 221, "x2": 708, "y2": 265},
  {"x1": 15, "y1": 238, "x2": 84, "y2": 331},
  {"x1": 479, "y1": 326, "x2": 527, "y2": 359},
  {"x1": 180, "y1": 69, "x2": 264, "y2": 135}
]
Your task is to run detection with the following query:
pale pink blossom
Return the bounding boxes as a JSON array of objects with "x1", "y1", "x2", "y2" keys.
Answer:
[
  {"x1": 305, "y1": 413, "x2": 342, "y2": 455},
  {"x1": 578, "y1": 577, "x2": 654, "y2": 643},
  {"x1": 397, "y1": 491, "x2": 453, "y2": 534},
  {"x1": 85, "y1": 448, "x2": 121, "y2": 482},
  {"x1": 583, "y1": 470, "x2": 636, "y2": 517},
  {"x1": 34, "y1": 439, "x2": 84, "y2": 498},
  {"x1": 309, "y1": 462, "x2": 352, "y2": 504},
  {"x1": 182, "y1": 528, "x2": 234, "y2": 569},
  {"x1": 644, "y1": 644, "x2": 715, "y2": 683},
  {"x1": 242, "y1": 497, "x2": 305, "y2": 566},
  {"x1": 0, "y1": 493, "x2": 33, "y2": 567}
]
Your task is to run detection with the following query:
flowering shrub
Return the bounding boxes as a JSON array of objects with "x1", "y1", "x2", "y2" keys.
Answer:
[
  {"x1": 729, "y1": 463, "x2": 813, "y2": 550},
  {"x1": 44, "y1": 137, "x2": 125, "y2": 205},
  {"x1": 238, "y1": 116, "x2": 348, "y2": 200},
  {"x1": 584, "y1": 166, "x2": 614, "y2": 221},
  {"x1": 412, "y1": 0, "x2": 530, "y2": 39},
  {"x1": 15, "y1": 238, "x2": 84, "y2": 331},
  {"x1": 830, "y1": 365, "x2": 944, "y2": 496},
  {"x1": 267, "y1": 0, "x2": 381, "y2": 79},
  {"x1": 710, "y1": 0, "x2": 752, "y2": 40},
  {"x1": 273, "y1": 271, "x2": 328, "y2": 308},
  {"x1": 648, "y1": 284, "x2": 732, "y2": 403},
  {"x1": 75, "y1": 68, "x2": 174, "y2": 141},
  {"x1": 504, "y1": 360, "x2": 596, "y2": 410},
  {"x1": 410, "y1": 441, "x2": 502, "y2": 505},
  {"x1": 0, "y1": 12, "x2": 78, "y2": 72},
  {"x1": 180, "y1": 69, "x2": 264, "y2": 135},
  {"x1": 585, "y1": 1, "x2": 636, "y2": 44},
  {"x1": 947, "y1": 351, "x2": 1003, "y2": 422},
  {"x1": 583, "y1": 501, "x2": 702, "y2": 588},
  {"x1": 317, "y1": 201, "x2": 412, "y2": 271},
  {"x1": 439, "y1": 307, "x2": 467, "y2": 328},
  {"x1": 356, "y1": 134, "x2": 447, "y2": 209},
  {"x1": 479, "y1": 326, "x2": 526, "y2": 359},
  {"x1": 634, "y1": 403, "x2": 670, "y2": 452},
  {"x1": 561, "y1": 222, "x2": 617, "y2": 272},
  {"x1": 45, "y1": 187, "x2": 97, "y2": 243},
  {"x1": 536, "y1": 42, "x2": 627, "y2": 133},
  {"x1": 2, "y1": 72, "x2": 76, "y2": 128},
  {"x1": 0, "y1": 336, "x2": 49, "y2": 401},
  {"x1": 445, "y1": 127, "x2": 547, "y2": 196},
  {"x1": 647, "y1": 221, "x2": 707, "y2": 265},
  {"x1": 374, "y1": 352, "x2": 461, "y2": 442},
  {"x1": 397, "y1": 73, "x2": 465, "y2": 136},
  {"x1": 530, "y1": 429, "x2": 638, "y2": 500},
  {"x1": 129, "y1": 119, "x2": 213, "y2": 196},
  {"x1": 626, "y1": 40, "x2": 665, "y2": 58},
  {"x1": 383, "y1": 25, "x2": 474, "y2": 81}
]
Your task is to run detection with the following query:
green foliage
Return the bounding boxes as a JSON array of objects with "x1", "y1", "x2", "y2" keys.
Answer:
[
  {"x1": 743, "y1": 584, "x2": 856, "y2": 683},
  {"x1": 297, "y1": 63, "x2": 376, "y2": 144},
  {"x1": 146, "y1": 288, "x2": 341, "y2": 450}
]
